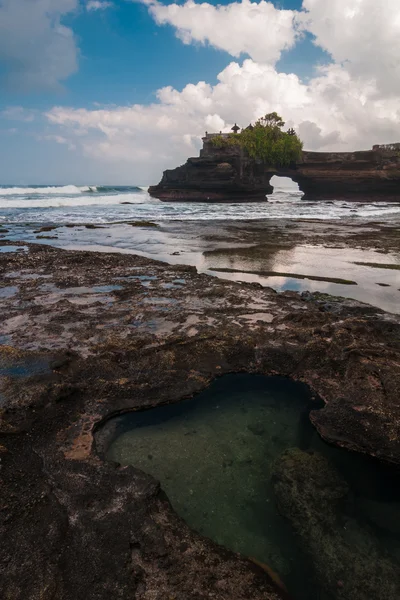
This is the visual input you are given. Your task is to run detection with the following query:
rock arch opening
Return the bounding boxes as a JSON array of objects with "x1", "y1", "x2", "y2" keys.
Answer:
[{"x1": 268, "y1": 175, "x2": 303, "y2": 198}]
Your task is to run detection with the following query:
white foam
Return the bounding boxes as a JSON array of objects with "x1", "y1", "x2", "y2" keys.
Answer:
[
  {"x1": 0, "y1": 192, "x2": 155, "y2": 209},
  {"x1": 0, "y1": 185, "x2": 95, "y2": 196},
  {"x1": 356, "y1": 206, "x2": 400, "y2": 217},
  {"x1": 1, "y1": 185, "x2": 399, "y2": 223}
]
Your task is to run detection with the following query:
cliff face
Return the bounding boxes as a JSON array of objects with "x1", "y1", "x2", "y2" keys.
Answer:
[
  {"x1": 149, "y1": 139, "x2": 400, "y2": 202},
  {"x1": 288, "y1": 149, "x2": 400, "y2": 201}
]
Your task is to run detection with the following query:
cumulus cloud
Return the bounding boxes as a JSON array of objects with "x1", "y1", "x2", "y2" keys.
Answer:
[
  {"x1": 39, "y1": 0, "x2": 400, "y2": 182},
  {"x1": 144, "y1": 0, "x2": 400, "y2": 95},
  {"x1": 297, "y1": 121, "x2": 341, "y2": 150},
  {"x1": 0, "y1": 0, "x2": 78, "y2": 90},
  {"x1": 45, "y1": 56, "x2": 400, "y2": 182},
  {"x1": 301, "y1": 0, "x2": 400, "y2": 96},
  {"x1": 145, "y1": 0, "x2": 299, "y2": 63},
  {"x1": 86, "y1": 1, "x2": 113, "y2": 10},
  {"x1": 46, "y1": 101, "x2": 203, "y2": 171}
]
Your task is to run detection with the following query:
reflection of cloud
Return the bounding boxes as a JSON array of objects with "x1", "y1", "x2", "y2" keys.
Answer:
[
  {"x1": 278, "y1": 278, "x2": 303, "y2": 292},
  {"x1": 270, "y1": 247, "x2": 298, "y2": 272},
  {"x1": 269, "y1": 276, "x2": 340, "y2": 295},
  {"x1": 204, "y1": 268, "x2": 396, "y2": 312},
  {"x1": 203, "y1": 244, "x2": 287, "y2": 273}
]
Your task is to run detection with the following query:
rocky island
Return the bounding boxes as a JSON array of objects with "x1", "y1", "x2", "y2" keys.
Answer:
[
  {"x1": 1, "y1": 116, "x2": 400, "y2": 600},
  {"x1": 149, "y1": 135, "x2": 400, "y2": 202},
  {"x1": 1, "y1": 234, "x2": 400, "y2": 600}
]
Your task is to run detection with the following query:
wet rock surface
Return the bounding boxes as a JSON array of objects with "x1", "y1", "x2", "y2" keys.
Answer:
[
  {"x1": 273, "y1": 449, "x2": 400, "y2": 599},
  {"x1": 2, "y1": 217, "x2": 400, "y2": 312},
  {"x1": 1, "y1": 241, "x2": 400, "y2": 599}
]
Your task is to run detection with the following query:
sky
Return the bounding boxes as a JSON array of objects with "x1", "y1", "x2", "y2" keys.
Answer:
[{"x1": 0, "y1": 0, "x2": 400, "y2": 184}]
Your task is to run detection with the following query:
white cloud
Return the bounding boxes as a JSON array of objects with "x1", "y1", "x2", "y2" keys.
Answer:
[
  {"x1": 297, "y1": 121, "x2": 341, "y2": 150},
  {"x1": 38, "y1": 0, "x2": 400, "y2": 182},
  {"x1": 86, "y1": 1, "x2": 113, "y2": 11},
  {"x1": 0, "y1": 0, "x2": 78, "y2": 90},
  {"x1": 40, "y1": 134, "x2": 77, "y2": 150},
  {"x1": 144, "y1": 0, "x2": 400, "y2": 96},
  {"x1": 301, "y1": 0, "x2": 400, "y2": 96},
  {"x1": 1, "y1": 106, "x2": 36, "y2": 122},
  {"x1": 145, "y1": 0, "x2": 299, "y2": 63},
  {"x1": 45, "y1": 56, "x2": 400, "y2": 182}
]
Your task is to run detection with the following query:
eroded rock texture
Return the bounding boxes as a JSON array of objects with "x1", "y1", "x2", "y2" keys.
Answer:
[
  {"x1": 273, "y1": 449, "x2": 400, "y2": 600},
  {"x1": 1, "y1": 243, "x2": 400, "y2": 599},
  {"x1": 149, "y1": 138, "x2": 400, "y2": 202}
]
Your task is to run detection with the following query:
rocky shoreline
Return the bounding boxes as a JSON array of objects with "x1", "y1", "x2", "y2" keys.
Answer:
[
  {"x1": 1, "y1": 241, "x2": 400, "y2": 599},
  {"x1": 149, "y1": 139, "x2": 400, "y2": 202}
]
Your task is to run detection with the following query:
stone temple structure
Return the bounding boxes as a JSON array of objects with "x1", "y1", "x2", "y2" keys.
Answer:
[{"x1": 149, "y1": 135, "x2": 400, "y2": 202}]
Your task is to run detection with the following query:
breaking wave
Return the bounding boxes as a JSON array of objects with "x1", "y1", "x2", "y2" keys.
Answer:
[
  {"x1": 0, "y1": 185, "x2": 145, "y2": 197},
  {"x1": 1, "y1": 181, "x2": 399, "y2": 224},
  {"x1": 0, "y1": 193, "x2": 156, "y2": 209},
  {"x1": 0, "y1": 185, "x2": 98, "y2": 196},
  {"x1": 95, "y1": 186, "x2": 143, "y2": 193}
]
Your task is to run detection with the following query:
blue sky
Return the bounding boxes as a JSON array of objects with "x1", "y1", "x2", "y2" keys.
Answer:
[
  {"x1": 0, "y1": 0, "x2": 399, "y2": 184},
  {"x1": 3, "y1": 0, "x2": 325, "y2": 106}
]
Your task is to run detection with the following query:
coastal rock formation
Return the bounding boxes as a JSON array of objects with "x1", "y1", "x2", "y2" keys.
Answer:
[
  {"x1": 149, "y1": 138, "x2": 400, "y2": 202},
  {"x1": 1, "y1": 242, "x2": 400, "y2": 599},
  {"x1": 273, "y1": 449, "x2": 400, "y2": 600}
]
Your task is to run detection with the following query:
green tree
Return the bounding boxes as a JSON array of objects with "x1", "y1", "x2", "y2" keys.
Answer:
[
  {"x1": 258, "y1": 112, "x2": 285, "y2": 129},
  {"x1": 210, "y1": 112, "x2": 303, "y2": 167}
]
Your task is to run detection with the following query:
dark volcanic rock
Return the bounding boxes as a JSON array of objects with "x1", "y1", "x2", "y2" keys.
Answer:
[
  {"x1": 273, "y1": 449, "x2": 400, "y2": 600},
  {"x1": 148, "y1": 154, "x2": 274, "y2": 202},
  {"x1": 1, "y1": 243, "x2": 400, "y2": 599},
  {"x1": 149, "y1": 137, "x2": 400, "y2": 202},
  {"x1": 2, "y1": 435, "x2": 284, "y2": 600}
]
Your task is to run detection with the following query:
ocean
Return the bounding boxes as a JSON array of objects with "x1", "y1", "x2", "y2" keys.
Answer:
[
  {"x1": 1, "y1": 180, "x2": 400, "y2": 224},
  {"x1": 1, "y1": 180, "x2": 399, "y2": 314}
]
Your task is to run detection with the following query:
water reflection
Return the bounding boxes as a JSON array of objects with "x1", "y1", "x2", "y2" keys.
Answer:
[
  {"x1": 203, "y1": 244, "x2": 400, "y2": 313},
  {"x1": 1, "y1": 220, "x2": 399, "y2": 312}
]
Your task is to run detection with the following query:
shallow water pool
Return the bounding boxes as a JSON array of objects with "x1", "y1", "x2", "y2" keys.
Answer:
[{"x1": 106, "y1": 374, "x2": 400, "y2": 599}]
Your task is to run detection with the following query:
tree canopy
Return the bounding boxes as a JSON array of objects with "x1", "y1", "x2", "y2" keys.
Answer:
[{"x1": 210, "y1": 113, "x2": 303, "y2": 167}]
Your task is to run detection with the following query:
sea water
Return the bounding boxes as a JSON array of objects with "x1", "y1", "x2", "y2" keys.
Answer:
[
  {"x1": 106, "y1": 374, "x2": 400, "y2": 600},
  {"x1": 1, "y1": 180, "x2": 400, "y2": 224},
  {"x1": 1, "y1": 181, "x2": 399, "y2": 313}
]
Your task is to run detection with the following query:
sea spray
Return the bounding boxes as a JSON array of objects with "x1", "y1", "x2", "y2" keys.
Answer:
[
  {"x1": 1, "y1": 183, "x2": 400, "y2": 223},
  {"x1": 0, "y1": 185, "x2": 96, "y2": 195}
]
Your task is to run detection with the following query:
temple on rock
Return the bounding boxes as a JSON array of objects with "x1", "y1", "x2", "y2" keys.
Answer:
[{"x1": 149, "y1": 134, "x2": 400, "y2": 203}]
